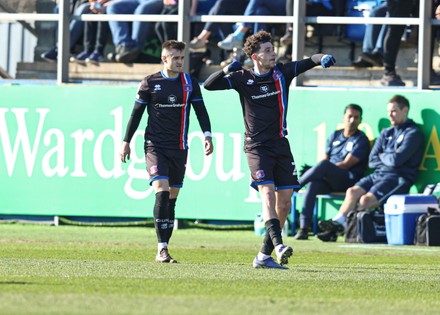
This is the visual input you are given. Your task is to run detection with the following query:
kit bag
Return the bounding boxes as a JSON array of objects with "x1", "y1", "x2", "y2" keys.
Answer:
[
  {"x1": 414, "y1": 207, "x2": 440, "y2": 246},
  {"x1": 345, "y1": 209, "x2": 387, "y2": 243}
]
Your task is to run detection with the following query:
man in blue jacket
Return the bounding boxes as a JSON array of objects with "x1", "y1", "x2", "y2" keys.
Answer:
[
  {"x1": 294, "y1": 104, "x2": 370, "y2": 240},
  {"x1": 318, "y1": 95, "x2": 424, "y2": 242}
]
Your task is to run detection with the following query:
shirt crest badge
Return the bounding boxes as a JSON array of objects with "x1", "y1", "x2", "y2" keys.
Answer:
[{"x1": 168, "y1": 95, "x2": 177, "y2": 103}]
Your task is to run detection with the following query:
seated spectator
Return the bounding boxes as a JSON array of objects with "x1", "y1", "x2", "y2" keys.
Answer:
[
  {"x1": 294, "y1": 104, "x2": 370, "y2": 240},
  {"x1": 352, "y1": 1, "x2": 388, "y2": 68},
  {"x1": 317, "y1": 95, "x2": 424, "y2": 242},
  {"x1": 189, "y1": 0, "x2": 249, "y2": 52},
  {"x1": 106, "y1": 0, "x2": 164, "y2": 63},
  {"x1": 217, "y1": 0, "x2": 286, "y2": 50},
  {"x1": 41, "y1": 0, "x2": 90, "y2": 62},
  {"x1": 70, "y1": 0, "x2": 114, "y2": 64}
]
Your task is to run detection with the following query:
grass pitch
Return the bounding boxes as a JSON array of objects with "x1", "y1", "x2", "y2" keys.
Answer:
[{"x1": 1, "y1": 223, "x2": 440, "y2": 315}]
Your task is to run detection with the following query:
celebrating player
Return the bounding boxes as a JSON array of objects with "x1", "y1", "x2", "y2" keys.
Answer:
[{"x1": 204, "y1": 30, "x2": 335, "y2": 269}]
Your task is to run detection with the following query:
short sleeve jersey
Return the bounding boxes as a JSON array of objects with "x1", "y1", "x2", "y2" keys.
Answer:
[
  {"x1": 225, "y1": 62, "x2": 298, "y2": 146},
  {"x1": 136, "y1": 71, "x2": 203, "y2": 150},
  {"x1": 326, "y1": 129, "x2": 370, "y2": 180}
]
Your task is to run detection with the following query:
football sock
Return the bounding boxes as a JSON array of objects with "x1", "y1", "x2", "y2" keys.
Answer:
[
  {"x1": 265, "y1": 218, "x2": 283, "y2": 247},
  {"x1": 333, "y1": 213, "x2": 347, "y2": 227},
  {"x1": 158, "y1": 242, "x2": 168, "y2": 253},
  {"x1": 259, "y1": 232, "x2": 274, "y2": 255},
  {"x1": 154, "y1": 191, "x2": 170, "y2": 243},
  {"x1": 167, "y1": 198, "x2": 177, "y2": 243},
  {"x1": 257, "y1": 251, "x2": 271, "y2": 260}
]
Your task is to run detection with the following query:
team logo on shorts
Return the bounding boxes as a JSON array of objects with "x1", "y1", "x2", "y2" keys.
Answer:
[
  {"x1": 260, "y1": 85, "x2": 269, "y2": 93},
  {"x1": 168, "y1": 95, "x2": 177, "y2": 103},
  {"x1": 150, "y1": 165, "x2": 158, "y2": 175},
  {"x1": 255, "y1": 170, "x2": 265, "y2": 179}
]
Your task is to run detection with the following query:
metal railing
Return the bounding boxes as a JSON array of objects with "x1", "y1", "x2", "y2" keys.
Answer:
[{"x1": 0, "y1": 0, "x2": 437, "y2": 89}]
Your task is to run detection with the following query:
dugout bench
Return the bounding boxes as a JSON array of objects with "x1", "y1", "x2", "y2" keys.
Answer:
[{"x1": 290, "y1": 191, "x2": 346, "y2": 236}]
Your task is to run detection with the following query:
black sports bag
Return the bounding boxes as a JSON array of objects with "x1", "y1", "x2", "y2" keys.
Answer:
[{"x1": 345, "y1": 209, "x2": 387, "y2": 243}]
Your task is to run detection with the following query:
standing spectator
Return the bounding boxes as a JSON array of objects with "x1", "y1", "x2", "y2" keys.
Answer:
[
  {"x1": 430, "y1": 0, "x2": 440, "y2": 84},
  {"x1": 318, "y1": 95, "x2": 424, "y2": 242},
  {"x1": 380, "y1": 0, "x2": 416, "y2": 86},
  {"x1": 106, "y1": 0, "x2": 164, "y2": 63},
  {"x1": 120, "y1": 40, "x2": 214, "y2": 263},
  {"x1": 204, "y1": 30, "x2": 336, "y2": 269},
  {"x1": 352, "y1": 1, "x2": 388, "y2": 68},
  {"x1": 294, "y1": 104, "x2": 370, "y2": 240}
]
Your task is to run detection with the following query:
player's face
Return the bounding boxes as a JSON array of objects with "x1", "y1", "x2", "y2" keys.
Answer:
[
  {"x1": 163, "y1": 49, "x2": 185, "y2": 74},
  {"x1": 387, "y1": 102, "x2": 408, "y2": 126},
  {"x1": 343, "y1": 108, "x2": 362, "y2": 132},
  {"x1": 252, "y1": 42, "x2": 276, "y2": 70}
]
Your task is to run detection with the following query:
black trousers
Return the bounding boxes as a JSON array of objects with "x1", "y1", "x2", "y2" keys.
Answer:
[
  {"x1": 299, "y1": 160, "x2": 355, "y2": 229},
  {"x1": 383, "y1": 0, "x2": 416, "y2": 73}
]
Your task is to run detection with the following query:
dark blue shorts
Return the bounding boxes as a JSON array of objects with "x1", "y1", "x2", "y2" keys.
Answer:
[
  {"x1": 355, "y1": 173, "x2": 411, "y2": 202},
  {"x1": 145, "y1": 146, "x2": 188, "y2": 188},
  {"x1": 245, "y1": 138, "x2": 300, "y2": 191}
]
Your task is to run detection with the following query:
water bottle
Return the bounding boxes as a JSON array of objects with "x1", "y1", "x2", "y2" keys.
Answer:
[{"x1": 254, "y1": 214, "x2": 266, "y2": 236}]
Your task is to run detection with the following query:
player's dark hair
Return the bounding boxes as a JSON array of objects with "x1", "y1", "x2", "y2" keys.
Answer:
[
  {"x1": 344, "y1": 104, "x2": 363, "y2": 117},
  {"x1": 243, "y1": 30, "x2": 272, "y2": 57},
  {"x1": 162, "y1": 40, "x2": 186, "y2": 52},
  {"x1": 388, "y1": 94, "x2": 410, "y2": 110}
]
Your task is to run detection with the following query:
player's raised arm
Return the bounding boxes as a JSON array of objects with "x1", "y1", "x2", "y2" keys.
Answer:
[{"x1": 204, "y1": 60, "x2": 242, "y2": 90}]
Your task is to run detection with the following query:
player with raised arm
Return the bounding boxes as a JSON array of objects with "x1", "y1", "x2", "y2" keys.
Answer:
[{"x1": 204, "y1": 30, "x2": 336, "y2": 269}]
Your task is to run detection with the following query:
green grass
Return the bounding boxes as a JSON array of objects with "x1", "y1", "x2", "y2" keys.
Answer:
[{"x1": 1, "y1": 223, "x2": 440, "y2": 315}]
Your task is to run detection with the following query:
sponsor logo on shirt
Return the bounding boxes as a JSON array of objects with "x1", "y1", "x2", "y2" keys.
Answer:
[
  {"x1": 251, "y1": 90, "x2": 281, "y2": 100},
  {"x1": 346, "y1": 141, "x2": 354, "y2": 151},
  {"x1": 155, "y1": 95, "x2": 186, "y2": 108},
  {"x1": 154, "y1": 84, "x2": 161, "y2": 91},
  {"x1": 247, "y1": 79, "x2": 254, "y2": 85}
]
